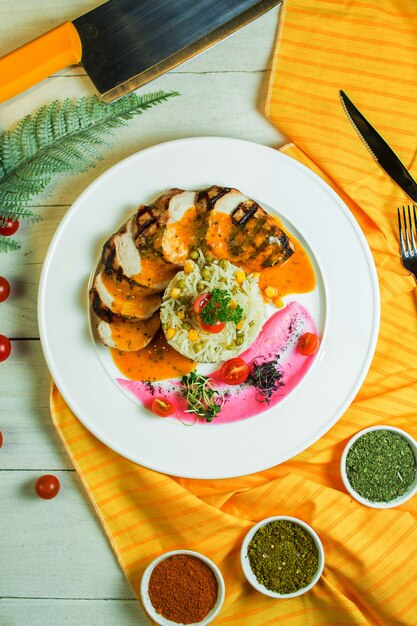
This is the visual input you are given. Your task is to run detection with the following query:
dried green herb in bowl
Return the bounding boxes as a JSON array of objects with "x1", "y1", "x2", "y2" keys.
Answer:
[
  {"x1": 341, "y1": 426, "x2": 417, "y2": 509},
  {"x1": 240, "y1": 516, "x2": 324, "y2": 598}
]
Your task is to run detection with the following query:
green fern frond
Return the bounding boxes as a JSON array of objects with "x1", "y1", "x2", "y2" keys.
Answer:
[
  {"x1": 0, "y1": 235, "x2": 21, "y2": 252},
  {"x1": 0, "y1": 90, "x2": 179, "y2": 244},
  {"x1": 0, "y1": 206, "x2": 41, "y2": 222}
]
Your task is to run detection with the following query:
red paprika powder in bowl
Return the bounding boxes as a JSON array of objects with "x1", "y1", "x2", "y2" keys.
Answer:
[{"x1": 140, "y1": 550, "x2": 225, "y2": 626}]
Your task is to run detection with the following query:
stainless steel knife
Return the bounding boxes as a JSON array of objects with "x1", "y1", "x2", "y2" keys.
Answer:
[
  {"x1": 0, "y1": 0, "x2": 282, "y2": 104},
  {"x1": 339, "y1": 90, "x2": 417, "y2": 203}
]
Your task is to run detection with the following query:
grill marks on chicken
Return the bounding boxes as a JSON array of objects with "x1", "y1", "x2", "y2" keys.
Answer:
[
  {"x1": 204, "y1": 188, "x2": 294, "y2": 272},
  {"x1": 92, "y1": 186, "x2": 294, "y2": 351}
]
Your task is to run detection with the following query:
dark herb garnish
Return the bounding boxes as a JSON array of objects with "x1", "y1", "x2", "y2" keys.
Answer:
[
  {"x1": 249, "y1": 358, "x2": 284, "y2": 403},
  {"x1": 200, "y1": 288, "x2": 243, "y2": 326},
  {"x1": 346, "y1": 430, "x2": 417, "y2": 502},
  {"x1": 181, "y1": 371, "x2": 224, "y2": 422}
]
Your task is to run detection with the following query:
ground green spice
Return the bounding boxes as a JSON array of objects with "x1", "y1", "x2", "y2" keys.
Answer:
[
  {"x1": 346, "y1": 430, "x2": 417, "y2": 503},
  {"x1": 247, "y1": 520, "x2": 319, "y2": 594}
]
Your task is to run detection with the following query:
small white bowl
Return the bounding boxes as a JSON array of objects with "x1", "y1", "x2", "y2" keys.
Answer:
[
  {"x1": 341, "y1": 425, "x2": 417, "y2": 509},
  {"x1": 240, "y1": 516, "x2": 325, "y2": 598},
  {"x1": 140, "y1": 549, "x2": 225, "y2": 626}
]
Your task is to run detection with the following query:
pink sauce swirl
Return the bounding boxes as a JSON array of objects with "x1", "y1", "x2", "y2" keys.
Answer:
[{"x1": 117, "y1": 301, "x2": 317, "y2": 425}]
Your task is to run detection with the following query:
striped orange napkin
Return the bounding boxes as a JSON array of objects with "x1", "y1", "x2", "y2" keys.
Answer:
[{"x1": 51, "y1": 1, "x2": 417, "y2": 624}]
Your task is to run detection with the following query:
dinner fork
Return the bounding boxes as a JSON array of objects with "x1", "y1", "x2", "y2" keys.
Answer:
[{"x1": 398, "y1": 205, "x2": 417, "y2": 281}]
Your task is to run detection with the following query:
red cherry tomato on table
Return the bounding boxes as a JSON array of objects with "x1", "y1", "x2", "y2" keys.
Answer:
[
  {"x1": 220, "y1": 358, "x2": 250, "y2": 385},
  {"x1": 298, "y1": 332, "x2": 320, "y2": 356},
  {"x1": 151, "y1": 397, "x2": 175, "y2": 417},
  {"x1": 0, "y1": 335, "x2": 11, "y2": 362},
  {"x1": 35, "y1": 474, "x2": 60, "y2": 500},
  {"x1": 0, "y1": 431, "x2": 3, "y2": 448},
  {"x1": 0, "y1": 218, "x2": 19, "y2": 236},
  {"x1": 0, "y1": 277, "x2": 10, "y2": 302}
]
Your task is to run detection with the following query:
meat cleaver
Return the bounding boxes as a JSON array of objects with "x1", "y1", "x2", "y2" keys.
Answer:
[{"x1": 0, "y1": 0, "x2": 281, "y2": 104}]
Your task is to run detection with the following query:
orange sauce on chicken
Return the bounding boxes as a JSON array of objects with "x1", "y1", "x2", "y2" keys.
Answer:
[
  {"x1": 258, "y1": 218, "x2": 316, "y2": 296},
  {"x1": 164, "y1": 206, "x2": 201, "y2": 264},
  {"x1": 111, "y1": 329, "x2": 195, "y2": 381},
  {"x1": 101, "y1": 271, "x2": 148, "y2": 299},
  {"x1": 132, "y1": 254, "x2": 176, "y2": 288},
  {"x1": 206, "y1": 213, "x2": 316, "y2": 296},
  {"x1": 205, "y1": 212, "x2": 233, "y2": 259},
  {"x1": 109, "y1": 315, "x2": 161, "y2": 352},
  {"x1": 259, "y1": 235, "x2": 316, "y2": 297}
]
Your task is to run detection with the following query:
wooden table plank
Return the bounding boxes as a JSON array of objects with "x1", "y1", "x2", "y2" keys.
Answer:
[
  {"x1": 1, "y1": 599, "x2": 147, "y2": 626},
  {"x1": 0, "y1": 341, "x2": 71, "y2": 470},
  {"x1": 0, "y1": 471, "x2": 137, "y2": 599}
]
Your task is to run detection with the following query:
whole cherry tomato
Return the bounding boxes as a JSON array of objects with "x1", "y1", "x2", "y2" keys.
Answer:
[
  {"x1": 0, "y1": 277, "x2": 10, "y2": 303},
  {"x1": 298, "y1": 332, "x2": 320, "y2": 356},
  {"x1": 0, "y1": 218, "x2": 19, "y2": 236},
  {"x1": 220, "y1": 358, "x2": 250, "y2": 385},
  {"x1": 151, "y1": 397, "x2": 175, "y2": 417},
  {"x1": 0, "y1": 431, "x2": 3, "y2": 448},
  {"x1": 0, "y1": 335, "x2": 11, "y2": 362},
  {"x1": 35, "y1": 474, "x2": 61, "y2": 499}
]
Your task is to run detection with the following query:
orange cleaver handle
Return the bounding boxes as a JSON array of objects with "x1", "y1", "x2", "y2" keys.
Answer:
[{"x1": 0, "y1": 22, "x2": 82, "y2": 104}]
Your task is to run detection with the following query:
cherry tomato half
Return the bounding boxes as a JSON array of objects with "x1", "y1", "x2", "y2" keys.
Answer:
[
  {"x1": 200, "y1": 319, "x2": 225, "y2": 334},
  {"x1": 193, "y1": 293, "x2": 211, "y2": 314},
  {"x1": 220, "y1": 357, "x2": 250, "y2": 385},
  {"x1": 0, "y1": 277, "x2": 10, "y2": 303},
  {"x1": 0, "y1": 218, "x2": 19, "y2": 236},
  {"x1": 152, "y1": 397, "x2": 175, "y2": 417},
  {"x1": 298, "y1": 332, "x2": 320, "y2": 356},
  {"x1": 194, "y1": 293, "x2": 224, "y2": 333},
  {"x1": 0, "y1": 431, "x2": 3, "y2": 448},
  {"x1": 0, "y1": 335, "x2": 11, "y2": 362},
  {"x1": 35, "y1": 474, "x2": 61, "y2": 500}
]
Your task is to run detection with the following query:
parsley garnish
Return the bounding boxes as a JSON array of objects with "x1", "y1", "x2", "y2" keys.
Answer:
[
  {"x1": 200, "y1": 288, "x2": 243, "y2": 326},
  {"x1": 181, "y1": 372, "x2": 224, "y2": 422}
]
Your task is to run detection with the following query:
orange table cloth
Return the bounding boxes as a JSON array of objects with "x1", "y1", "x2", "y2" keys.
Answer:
[{"x1": 51, "y1": 1, "x2": 417, "y2": 623}]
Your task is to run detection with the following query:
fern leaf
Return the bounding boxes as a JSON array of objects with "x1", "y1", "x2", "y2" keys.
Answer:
[
  {"x1": 0, "y1": 235, "x2": 21, "y2": 252},
  {"x1": 0, "y1": 206, "x2": 40, "y2": 222},
  {"x1": 0, "y1": 90, "x2": 179, "y2": 252}
]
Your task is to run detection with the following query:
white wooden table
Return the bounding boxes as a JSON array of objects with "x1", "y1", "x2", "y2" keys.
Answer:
[{"x1": 0, "y1": 2, "x2": 284, "y2": 623}]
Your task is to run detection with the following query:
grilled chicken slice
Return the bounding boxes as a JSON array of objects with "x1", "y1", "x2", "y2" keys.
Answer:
[
  {"x1": 203, "y1": 187, "x2": 294, "y2": 271},
  {"x1": 91, "y1": 273, "x2": 162, "y2": 322},
  {"x1": 133, "y1": 188, "x2": 183, "y2": 251},
  {"x1": 102, "y1": 216, "x2": 140, "y2": 278},
  {"x1": 102, "y1": 215, "x2": 176, "y2": 292},
  {"x1": 158, "y1": 185, "x2": 294, "y2": 271},
  {"x1": 160, "y1": 190, "x2": 201, "y2": 265},
  {"x1": 97, "y1": 312, "x2": 161, "y2": 352},
  {"x1": 160, "y1": 188, "x2": 236, "y2": 266}
]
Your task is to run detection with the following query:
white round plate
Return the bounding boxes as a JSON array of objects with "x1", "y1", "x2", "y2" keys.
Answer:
[{"x1": 38, "y1": 137, "x2": 379, "y2": 479}]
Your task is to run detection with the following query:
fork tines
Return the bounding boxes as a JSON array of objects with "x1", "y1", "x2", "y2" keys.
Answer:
[{"x1": 397, "y1": 204, "x2": 417, "y2": 259}]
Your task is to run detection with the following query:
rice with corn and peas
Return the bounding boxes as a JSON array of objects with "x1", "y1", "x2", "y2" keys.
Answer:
[{"x1": 160, "y1": 251, "x2": 265, "y2": 363}]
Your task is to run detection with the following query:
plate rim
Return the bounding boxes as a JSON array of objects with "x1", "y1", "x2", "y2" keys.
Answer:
[{"x1": 38, "y1": 136, "x2": 380, "y2": 478}]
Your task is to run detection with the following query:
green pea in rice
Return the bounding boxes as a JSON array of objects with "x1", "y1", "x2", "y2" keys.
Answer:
[{"x1": 160, "y1": 252, "x2": 265, "y2": 363}]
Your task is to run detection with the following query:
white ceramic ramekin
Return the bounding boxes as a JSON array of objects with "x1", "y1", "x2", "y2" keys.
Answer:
[
  {"x1": 240, "y1": 515, "x2": 324, "y2": 598},
  {"x1": 341, "y1": 425, "x2": 417, "y2": 509},
  {"x1": 140, "y1": 549, "x2": 225, "y2": 626}
]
